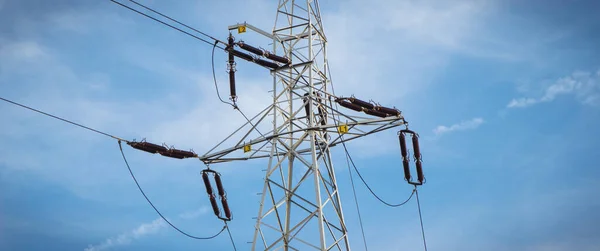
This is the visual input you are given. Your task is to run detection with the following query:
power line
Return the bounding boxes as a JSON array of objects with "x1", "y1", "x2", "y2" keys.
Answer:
[
  {"x1": 343, "y1": 143, "x2": 415, "y2": 207},
  {"x1": 127, "y1": 0, "x2": 224, "y2": 45},
  {"x1": 224, "y1": 222, "x2": 238, "y2": 251},
  {"x1": 118, "y1": 141, "x2": 226, "y2": 240},
  {"x1": 343, "y1": 145, "x2": 369, "y2": 251},
  {"x1": 415, "y1": 187, "x2": 428, "y2": 251},
  {"x1": 0, "y1": 96, "x2": 124, "y2": 141},
  {"x1": 108, "y1": 0, "x2": 225, "y2": 49},
  {"x1": 327, "y1": 63, "x2": 414, "y2": 208}
]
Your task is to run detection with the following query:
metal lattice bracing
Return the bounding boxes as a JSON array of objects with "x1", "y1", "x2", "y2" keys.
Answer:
[{"x1": 200, "y1": 0, "x2": 407, "y2": 250}]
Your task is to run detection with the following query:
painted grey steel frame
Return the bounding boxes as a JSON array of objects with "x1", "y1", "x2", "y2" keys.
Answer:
[{"x1": 203, "y1": 1, "x2": 407, "y2": 250}]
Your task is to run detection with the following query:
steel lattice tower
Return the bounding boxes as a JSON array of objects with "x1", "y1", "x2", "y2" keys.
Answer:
[
  {"x1": 251, "y1": 1, "x2": 349, "y2": 249},
  {"x1": 201, "y1": 0, "x2": 407, "y2": 250}
]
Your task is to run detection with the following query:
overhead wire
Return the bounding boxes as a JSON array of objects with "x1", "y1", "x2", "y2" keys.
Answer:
[
  {"x1": 118, "y1": 141, "x2": 227, "y2": 240},
  {"x1": 108, "y1": 0, "x2": 225, "y2": 49},
  {"x1": 212, "y1": 41, "x2": 236, "y2": 107},
  {"x1": 344, "y1": 145, "x2": 416, "y2": 207},
  {"x1": 343, "y1": 145, "x2": 369, "y2": 251},
  {"x1": 0, "y1": 96, "x2": 125, "y2": 141},
  {"x1": 224, "y1": 222, "x2": 238, "y2": 251},
  {"x1": 415, "y1": 187, "x2": 428, "y2": 251},
  {"x1": 327, "y1": 74, "x2": 415, "y2": 207},
  {"x1": 126, "y1": 0, "x2": 223, "y2": 45}
]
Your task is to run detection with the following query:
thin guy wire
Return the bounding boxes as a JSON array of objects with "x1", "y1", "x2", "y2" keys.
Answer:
[
  {"x1": 212, "y1": 41, "x2": 236, "y2": 107},
  {"x1": 415, "y1": 187, "x2": 428, "y2": 251},
  {"x1": 224, "y1": 222, "x2": 238, "y2": 251},
  {"x1": 0, "y1": 96, "x2": 124, "y2": 141},
  {"x1": 127, "y1": 0, "x2": 225, "y2": 45},
  {"x1": 118, "y1": 141, "x2": 226, "y2": 240},
  {"x1": 109, "y1": 0, "x2": 225, "y2": 49},
  {"x1": 343, "y1": 146, "x2": 369, "y2": 251}
]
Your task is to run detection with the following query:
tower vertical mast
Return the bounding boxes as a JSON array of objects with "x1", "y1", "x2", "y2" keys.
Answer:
[{"x1": 251, "y1": 0, "x2": 351, "y2": 250}]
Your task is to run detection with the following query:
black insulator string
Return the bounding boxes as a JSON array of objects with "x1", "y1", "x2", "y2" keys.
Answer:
[
  {"x1": 224, "y1": 222, "x2": 238, "y2": 251},
  {"x1": 108, "y1": 0, "x2": 225, "y2": 49},
  {"x1": 327, "y1": 75, "x2": 414, "y2": 207},
  {"x1": 118, "y1": 141, "x2": 226, "y2": 240},
  {"x1": 212, "y1": 41, "x2": 236, "y2": 107},
  {"x1": 210, "y1": 41, "x2": 266, "y2": 139},
  {"x1": 0, "y1": 96, "x2": 124, "y2": 141},
  {"x1": 127, "y1": 0, "x2": 224, "y2": 45},
  {"x1": 415, "y1": 187, "x2": 428, "y2": 251},
  {"x1": 343, "y1": 146, "x2": 369, "y2": 251}
]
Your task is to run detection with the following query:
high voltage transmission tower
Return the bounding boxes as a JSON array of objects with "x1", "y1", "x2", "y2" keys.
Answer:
[
  {"x1": 2, "y1": 1, "x2": 428, "y2": 250},
  {"x1": 198, "y1": 1, "x2": 416, "y2": 250}
]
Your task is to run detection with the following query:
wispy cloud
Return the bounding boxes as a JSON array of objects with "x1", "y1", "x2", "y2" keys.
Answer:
[
  {"x1": 84, "y1": 218, "x2": 166, "y2": 251},
  {"x1": 507, "y1": 69, "x2": 600, "y2": 108},
  {"x1": 433, "y1": 117, "x2": 485, "y2": 136},
  {"x1": 84, "y1": 207, "x2": 208, "y2": 250}
]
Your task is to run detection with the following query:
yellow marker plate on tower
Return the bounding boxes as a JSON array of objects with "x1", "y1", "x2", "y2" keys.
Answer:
[
  {"x1": 238, "y1": 25, "x2": 247, "y2": 34},
  {"x1": 337, "y1": 124, "x2": 349, "y2": 134},
  {"x1": 243, "y1": 144, "x2": 251, "y2": 153}
]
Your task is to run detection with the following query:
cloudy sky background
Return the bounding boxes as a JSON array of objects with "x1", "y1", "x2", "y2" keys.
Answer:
[{"x1": 1, "y1": 0, "x2": 599, "y2": 250}]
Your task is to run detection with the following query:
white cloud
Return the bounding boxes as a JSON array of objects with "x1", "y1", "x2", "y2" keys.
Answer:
[
  {"x1": 507, "y1": 69, "x2": 600, "y2": 108},
  {"x1": 178, "y1": 206, "x2": 209, "y2": 220},
  {"x1": 84, "y1": 218, "x2": 166, "y2": 251},
  {"x1": 433, "y1": 117, "x2": 484, "y2": 135},
  {"x1": 84, "y1": 206, "x2": 210, "y2": 251}
]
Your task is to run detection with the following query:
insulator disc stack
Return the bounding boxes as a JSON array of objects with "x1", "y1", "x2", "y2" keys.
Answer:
[
  {"x1": 336, "y1": 98, "x2": 364, "y2": 112},
  {"x1": 201, "y1": 169, "x2": 233, "y2": 221},
  {"x1": 227, "y1": 35, "x2": 237, "y2": 102},
  {"x1": 303, "y1": 93, "x2": 311, "y2": 120},
  {"x1": 376, "y1": 106, "x2": 401, "y2": 117},
  {"x1": 254, "y1": 58, "x2": 279, "y2": 69},
  {"x1": 349, "y1": 97, "x2": 375, "y2": 109},
  {"x1": 399, "y1": 130, "x2": 424, "y2": 185},
  {"x1": 127, "y1": 141, "x2": 167, "y2": 154},
  {"x1": 363, "y1": 108, "x2": 388, "y2": 118}
]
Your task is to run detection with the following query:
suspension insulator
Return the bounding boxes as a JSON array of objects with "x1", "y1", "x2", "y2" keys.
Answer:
[
  {"x1": 416, "y1": 160, "x2": 424, "y2": 184},
  {"x1": 364, "y1": 108, "x2": 388, "y2": 118},
  {"x1": 399, "y1": 133, "x2": 408, "y2": 158},
  {"x1": 127, "y1": 141, "x2": 167, "y2": 154},
  {"x1": 376, "y1": 106, "x2": 401, "y2": 117},
  {"x1": 403, "y1": 159, "x2": 411, "y2": 181},
  {"x1": 231, "y1": 49, "x2": 254, "y2": 62},
  {"x1": 318, "y1": 107, "x2": 327, "y2": 126},
  {"x1": 412, "y1": 134, "x2": 421, "y2": 160},
  {"x1": 265, "y1": 52, "x2": 291, "y2": 65},
  {"x1": 237, "y1": 41, "x2": 264, "y2": 56},
  {"x1": 202, "y1": 171, "x2": 213, "y2": 195},
  {"x1": 221, "y1": 197, "x2": 232, "y2": 220},
  {"x1": 210, "y1": 195, "x2": 220, "y2": 217},
  {"x1": 159, "y1": 149, "x2": 196, "y2": 159},
  {"x1": 303, "y1": 93, "x2": 311, "y2": 120},
  {"x1": 254, "y1": 58, "x2": 279, "y2": 69},
  {"x1": 159, "y1": 151, "x2": 185, "y2": 159},
  {"x1": 337, "y1": 99, "x2": 364, "y2": 112},
  {"x1": 349, "y1": 97, "x2": 375, "y2": 110},
  {"x1": 228, "y1": 36, "x2": 237, "y2": 102},
  {"x1": 214, "y1": 174, "x2": 226, "y2": 197}
]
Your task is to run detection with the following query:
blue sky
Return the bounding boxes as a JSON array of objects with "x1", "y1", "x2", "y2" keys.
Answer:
[{"x1": 1, "y1": 0, "x2": 600, "y2": 250}]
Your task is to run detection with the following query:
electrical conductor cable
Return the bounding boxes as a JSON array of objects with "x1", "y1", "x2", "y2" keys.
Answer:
[
  {"x1": 415, "y1": 187, "x2": 428, "y2": 251},
  {"x1": 118, "y1": 141, "x2": 226, "y2": 240},
  {"x1": 0, "y1": 96, "x2": 125, "y2": 141},
  {"x1": 108, "y1": 0, "x2": 225, "y2": 49}
]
